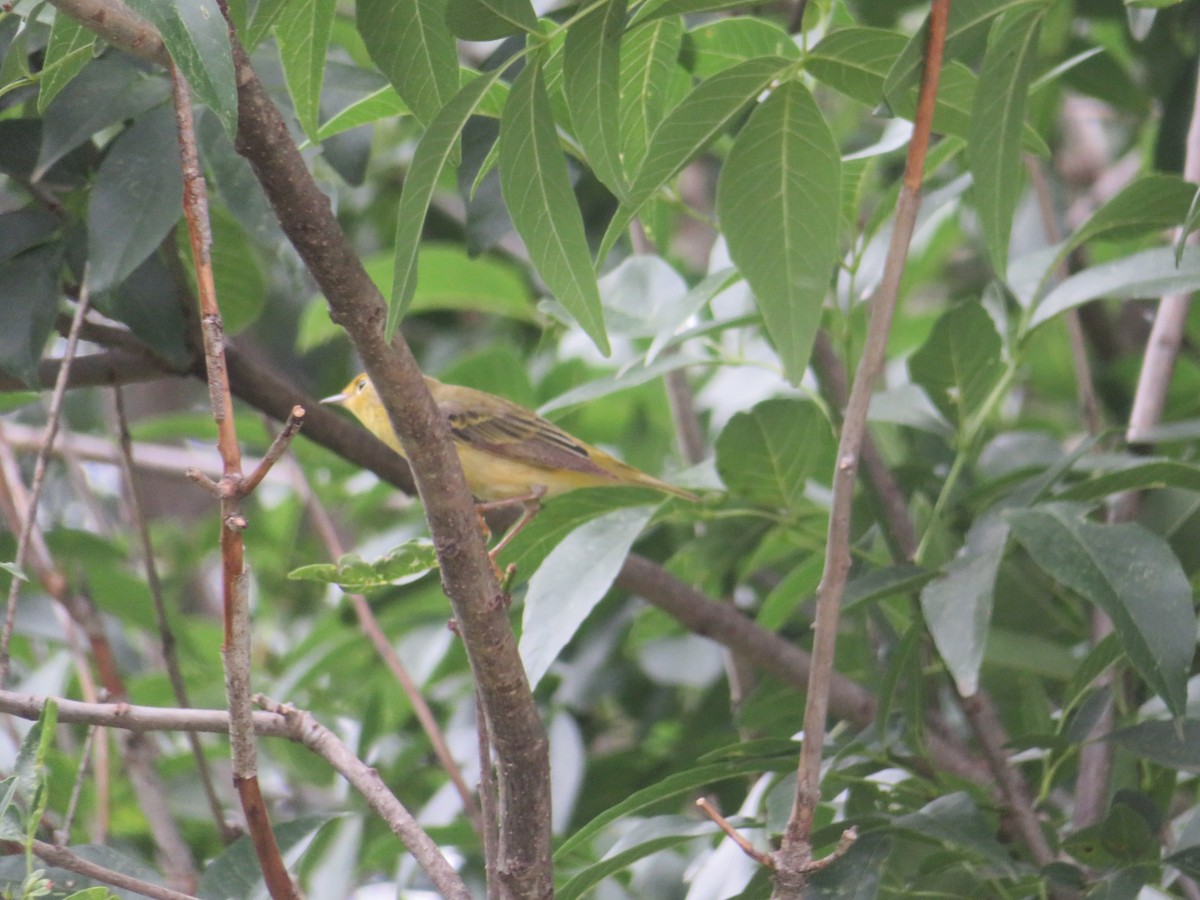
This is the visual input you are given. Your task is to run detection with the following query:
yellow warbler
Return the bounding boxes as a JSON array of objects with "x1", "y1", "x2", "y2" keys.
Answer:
[{"x1": 323, "y1": 373, "x2": 697, "y2": 547}]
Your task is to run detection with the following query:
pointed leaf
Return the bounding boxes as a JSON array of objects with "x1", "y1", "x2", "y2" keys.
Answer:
[
  {"x1": 274, "y1": 0, "x2": 336, "y2": 139},
  {"x1": 920, "y1": 515, "x2": 1007, "y2": 697},
  {"x1": 715, "y1": 398, "x2": 835, "y2": 511},
  {"x1": 124, "y1": 0, "x2": 237, "y2": 137},
  {"x1": 1110, "y1": 720, "x2": 1200, "y2": 771},
  {"x1": 618, "y1": 17, "x2": 684, "y2": 178},
  {"x1": 600, "y1": 55, "x2": 790, "y2": 267},
  {"x1": 564, "y1": 0, "x2": 627, "y2": 197},
  {"x1": 37, "y1": 13, "x2": 95, "y2": 113},
  {"x1": 684, "y1": 18, "x2": 799, "y2": 80},
  {"x1": 357, "y1": 0, "x2": 458, "y2": 125},
  {"x1": 808, "y1": 27, "x2": 907, "y2": 106},
  {"x1": 389, "y1": 70, "x2": 505, "y2": 336},
  {"x1": 1006, "y1": 503, "x2": 1195, "y2": 716},
  {"x1": 519, "y1": 505, "x2": 655, "y2": 687},
  {"x1": 288, "y1": 542, "x2": 439, "y2": 589},
  {"x1": 717, "y1": 80, "x2": 840, "y2": 384},
  {"x1": 968, "y1": 5, "x2": 1045, "y2": 276},
  {"x1": 908, "y1": 301, "x2": 1003, "y2": 428},
  {"x1": 1032, "y1": 245, "x2": 1200, "y2": 329},
  {"x1": 0, "y1": 246, "x2": 61, "y2": 388},
  {"x1": 86, "y1": 107, "x2": 183, "y2": 293},
  {"x1": 445, "y1": 0, "x2": 537, "y2": 40},
  {"x1": 500, "y1": 60, "x2": 608, "y2": 352}
]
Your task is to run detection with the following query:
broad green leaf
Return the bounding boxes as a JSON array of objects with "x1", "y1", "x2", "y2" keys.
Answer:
[
  {"x1": 288, "y1": 543, "x2": 440, "y2": 588},
  {"x1": 684, "y1": 18, "x2": 799, "y2": 80},
  {"x1": 1006, "y1": 503, "x2": 1195, "y2": 716},
  {"x1": 244, "y1": 0, "x2": 289, "y2": 48},
  {"x1": 808, "y1": 833, "x2": 893, "y2": 900},
  {"x1": 124, "y1": 0, "x2": 237, "y2": 138},
  {"x1": 1059, "y1": 173, "x2": 1197, "y2": 264},
  {"x1": 0, "y1": 246, "x2": 61, "y2": 388},
  {"x1": 37, "y1": 13, "x2": 95, "y2": 113},
  {"x1": 564, "y1": 0, "x2": 627, "y2": 197},
  {"x1": 807, "y1": 27, "x2": 907, "y2": 107},
  {"x1": 369, "y1": 244, "x2": 535, "y2": 321},
  {"x1": 601, "y1": 56, "x2": 792, "y2": 265},
  {"x1": 893, "y1": 792, "x2": 1020, "y2": 871},
  {"x1": 500, "y1": 60, "x2": 609, "y2": 353},
  {"x1": 198, "y1": 815, "x2": 336, "y2": 899},
  {"x1": 968, "y1": 5, "x2": 1045, "y2": 277},
  {"x1": 1178, "y1": 184, "x2": 1200, "y2": 264},
  {"x1": 389, "y1": 69, "x2": 505, "y2": 336},
  {"x1": 717, "y1": 80, "x2": 841, "y2": 384},
  {"x1": 316, "y1": 85, "x2": 411, "y2": 141},
  {"x1": 1056, "y1": 459, "x2": 1200, "y2": 502},
  {"x1": 559, "y1": 818, "x2": 717, "y2": 900},
  {"x1": 520, "y1": 505, "x2": 656, "y2": 688},
  {"x1": 631, "y1": 0, "x2": 754, "y2": 26},
  {"x1": 645, "y1": 267, "x2": 739, "y2": 363},
  {"x1": 99, "y1": 254, "x2": 192, "y2": 368},
  {"x1": 274, "y1": 0, "x2": 336, "y2": 140},
  {"x1": 908, "y1": 301, "x2": 1002, "y2": 428},
  {"x1": 715, "y1": 398, "x2": 835, "y2": 511},
  {"x1": 883, "y1": 0, "x2": 1045, "y2": 104},
  {"x1": 0, "y1": 208, "x2": 59, "y2": 262},
  {"x1": 844, "y1": 564, "x2": 933, "y2": 611},
  {"x1": 357, "y1": 0, "x2": 458, "y2": 125},
  {"x1": 1031, "y1": 246, "x2": 1200, "y2": 329},
  {"x1": 618, "y1": 17, "x2": 685, "y2": 178},
  {"x1": 35, "y1": 55, "x2": 171, "y2": 180},
  {"x1": 209, "y1": 209, "x2": 266, "y2": 334},
  {"x1": 86, "y1": 107, "x2": 183, "y2": 293},
  {"x1": 921, "y1": 514, "x2": 1007, "y2": 697},
  {"x1": 1110, "y1": 720, "x2": 1200, "y2": 771},
  {"x1": 554, "y1": 753, "x2": 796, "y2": 862},
  {"x1": 445, "y1": 0, "x2": 537, "y2": 41}
]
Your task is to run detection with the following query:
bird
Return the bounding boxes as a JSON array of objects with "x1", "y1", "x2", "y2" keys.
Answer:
[{"x1": 322, "y1": 372, "x2": 698, "y2": 553}]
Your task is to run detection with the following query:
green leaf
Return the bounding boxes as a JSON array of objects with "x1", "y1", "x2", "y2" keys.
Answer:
[
  {"x1": 807, "y1": 27, "x2": 907, "y2": 107},
  {"x1": 499, "y1": 59, "x2": 609, "y2": 353},
  {"x1": 967, "y1": 5, "x2": 1045, "y2": 277},
  {"x1": 554, "y1": 754, "x2": 795, "y2": 863},
  {"x1": 388, "y1": 69, "x2": 505, "y2": 336},
  {"x1": 883, "y1": 0, "x2": 1044, "y2": 104},
  {"x1": 630, "y1": 0, "x2": 755, "y2": 26},
  {"x1": 921, "y1": 515, "x2": 1007, "y2": 697},
  {"x1": 1006, "y1": 503, "x2": 1195, "y2": 716},
  {"x1": 288, "y1": 542, "x2": 440, "y2": 589},
  {"x1": 1031, "y1": 245, "x2": 1200, "y2": 329},
  {"x1": 558, "y1": 817, "x2": 717, "y2": 900},
  {"x1": 357, "y1": 0, "x2": 458, "y2": 125},
  {"x1": 618, "y1": 17, "x2": 685, "y2": 178},
  {"x1": 315, "y1": 85, "x2": 411, "y2": 141},
  {"x1": 1060, "y1": 173, "x2": 1198, "y2": 267},
  {"x1": 908, "y1": 301, "x2": 1003, "y2": 429},
  {"x1": 0, "y1": 245, "x2": 61, "y2": 387},
  {"x1": 564, "y1": 0, "x2": 627, "y2": 197},
  {"x1": 274, "y1": 0, "x2": 336, "y2": 140},
  {"x1": 715, "y1": 398, "x2": 835, "y2": 511},
  {"x1": 0, "y1": 563, "x2": 26, "y2": 583},
  {"x1": 209, "y1": 209, "x2": 266, "y2": 334},
  {"x1": 717, "y1": 80, "x2": 841, "y2": 384},
  {"x1": 86, "y1": 107, "x2": 183, "y2": 293},
  {"x1": 684, "y1": 18, "x2": 799, "y2": 80},
  {"x1": 1110, "y1": 720, "x2": 1200, "y2": 771},
  {"x1": 600, "y1": 56, "x2": 791, "y2": 264},
  {"x1": 124, "y1": 0, "x2": 238, "y2": 138},
  {"x1": 35, "y1": 55, "x2": 171, "y2": 180},
  {"x1": 37, "y1": 13, "x2": 95, "y2": 113},
  {"x1": 520, "y1": 505, "x2": 656, "y2": 688},
  {"x1": 1056, "y1": 459, "x2": 1200, "y2": 502},
  {"x1": 198, "y1": 815, "x2": 336, "y2": 898},
  {"x1": 445, "y1": 0, "x2": 537, "y2": 41}
]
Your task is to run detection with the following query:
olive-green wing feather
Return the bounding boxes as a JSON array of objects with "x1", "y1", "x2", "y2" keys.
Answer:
[{"x1": 438, "y1": 389, "x2": 619, "y2": 480}]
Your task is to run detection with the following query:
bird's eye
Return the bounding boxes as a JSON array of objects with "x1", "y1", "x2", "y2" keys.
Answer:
[{"x1": 356, "y1": 379, "x2": 367, "y2": 393}]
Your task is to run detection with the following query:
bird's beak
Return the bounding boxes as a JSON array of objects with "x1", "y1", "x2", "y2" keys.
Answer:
[{"x1": 320, "y1": 392, "x2": 347, "y2": 405}]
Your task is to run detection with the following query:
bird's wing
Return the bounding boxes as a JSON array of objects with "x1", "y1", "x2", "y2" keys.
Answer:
[{"x1": 441, "y1": 395, "x2": 617, "y2": 480}]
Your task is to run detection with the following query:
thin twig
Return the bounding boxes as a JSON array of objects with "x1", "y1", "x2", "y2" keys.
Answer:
[
  {"x1": 114, "y1": 385, "x2": 234, "y2": 842},
  {"x1": 15, "y1": 840, "x2": 199, "y2": 900},
  {"x1": 241, "y1": 406, "x2": 305, "y2": 495},
  {"x1": 0, "y1": 285, "x2": 92, "y2": 689},
  {"x1": 776, "y1": 0, "x2": 949, "y2": 889},
  {"x1": 696, "y1": 797, "x2": 773, "y2": 867},
  {"x1": 169, "y1": 62, "x2": 295, "y2": 899}
]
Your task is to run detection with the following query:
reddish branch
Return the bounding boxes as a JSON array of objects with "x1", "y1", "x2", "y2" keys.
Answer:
[
  {"x1": 169, "y1": 63, "x2": 296, "y2": 899},
  {"x1": 775, "y1": 0, "x2": 950, "y2": 892}
]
